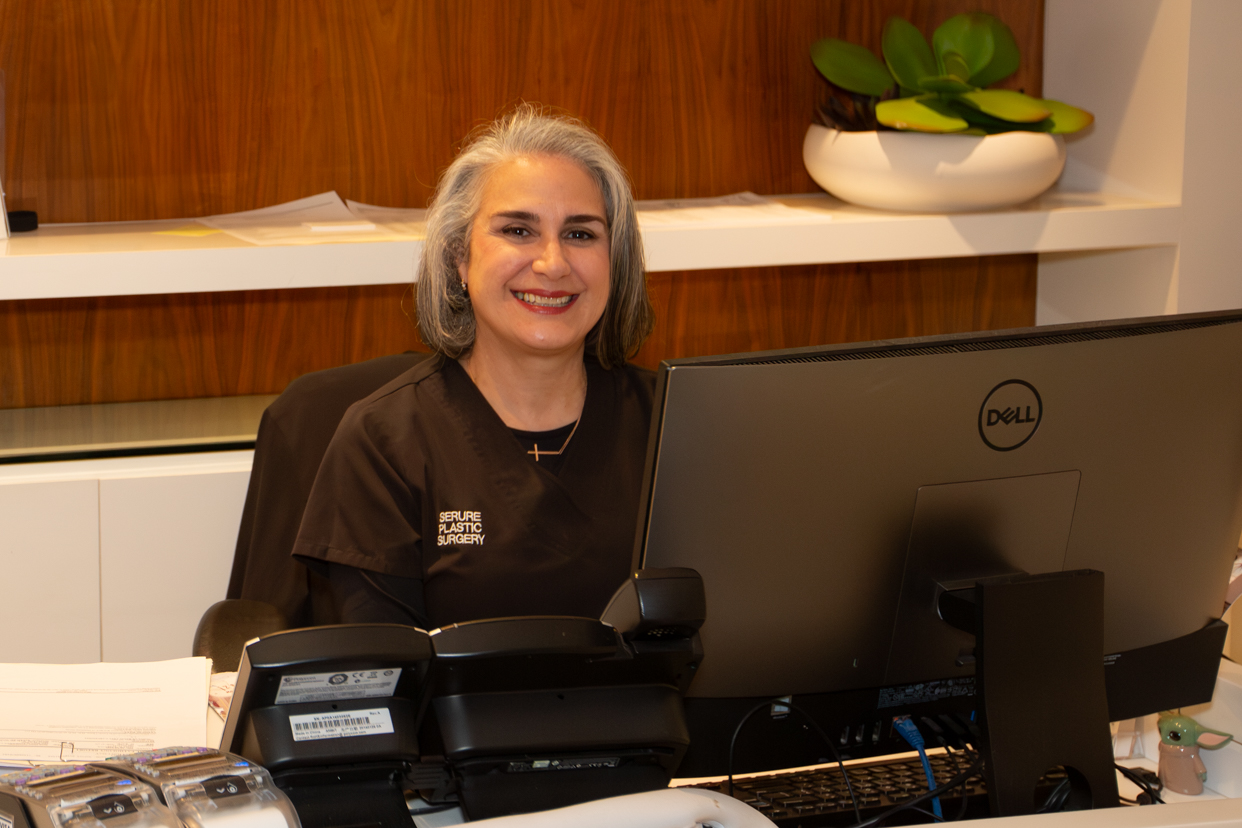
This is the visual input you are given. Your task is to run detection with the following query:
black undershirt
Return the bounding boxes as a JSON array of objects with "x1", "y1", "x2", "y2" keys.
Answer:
[
  {"x1": 508, "y1": 420, "x2": 577, "y2": 476},
  {"x1": 327, "y1": 420, "x2": 579, "y2": 626}
]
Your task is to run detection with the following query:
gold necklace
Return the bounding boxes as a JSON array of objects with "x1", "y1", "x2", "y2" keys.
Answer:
[{"x1": 528, "y1": 418, "x2": 580, "y2": 462}]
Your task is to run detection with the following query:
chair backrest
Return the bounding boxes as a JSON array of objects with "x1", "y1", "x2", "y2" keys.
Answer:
[{"x1": 227, "y1": 352, "x2": 432, "y2": 627}]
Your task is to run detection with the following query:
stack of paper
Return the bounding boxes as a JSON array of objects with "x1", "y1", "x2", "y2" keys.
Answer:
[
  {"x1": 0, "y1": 657, "x2": 210, "y2": 765},
  {"x1": 194, "y1": 192, "x2": 426, "y2": 246},
  {"x1": 635, "y1": 192, "x2": 833, "y2": 228}
]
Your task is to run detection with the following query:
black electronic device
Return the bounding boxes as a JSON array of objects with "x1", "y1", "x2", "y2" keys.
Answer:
[
  {"x1": 637, "y1": 310, "x2": 1242, "y2": 815},
  {"x1": 220, "y1": 624, "x2": 434, "y2": 828},
  {"x1": 423, "y1": 569, "x2": 705, "y2": 821}
]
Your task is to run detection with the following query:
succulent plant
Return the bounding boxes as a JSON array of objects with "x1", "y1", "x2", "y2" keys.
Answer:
[{"x1": 811, "y1": 13, "x2": 1093, "y2": 134}]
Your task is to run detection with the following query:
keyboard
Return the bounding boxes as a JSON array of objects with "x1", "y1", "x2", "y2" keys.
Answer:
[{"x1": 680, "y1": 751, "x2": 1064, "y2": 826}]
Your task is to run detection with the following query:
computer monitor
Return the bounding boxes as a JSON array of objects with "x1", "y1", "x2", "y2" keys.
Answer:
[{"x1": 638, "y1": 310, "x2": 1242, "y2": 779}]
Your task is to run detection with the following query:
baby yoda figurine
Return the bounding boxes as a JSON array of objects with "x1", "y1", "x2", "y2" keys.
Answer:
[{"x1": 1157, "y1": 711, "x2": 1234, "y2": 795}]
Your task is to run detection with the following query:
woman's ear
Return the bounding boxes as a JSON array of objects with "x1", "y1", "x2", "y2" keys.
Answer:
[{"x1": 457, "y1": 260, "x2": 469, "y2": 289}]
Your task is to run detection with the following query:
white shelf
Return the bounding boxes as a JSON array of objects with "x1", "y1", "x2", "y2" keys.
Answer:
[
  {"x1": 644, "y1": 191, "x2": 1179, "y2": 271},
  {"x1": 0, "y1": 190, "x2": 1178, "y2": 301}
]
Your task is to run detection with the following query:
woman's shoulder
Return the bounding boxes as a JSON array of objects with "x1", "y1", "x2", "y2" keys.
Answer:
[
  {"x1": 587, "y1": 357, "x2": 655, "y2": 392},
  {"x1": 584, "y1": 358, "x2": 657, "y2": 426},
  {"x1": 337, "y1": 353, "x2": 451, "y2": 438}
]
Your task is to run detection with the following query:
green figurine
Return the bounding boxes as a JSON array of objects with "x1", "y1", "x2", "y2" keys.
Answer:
[{"x1": 1157, "y1": 711, "x2": 1233, "y2": 795}]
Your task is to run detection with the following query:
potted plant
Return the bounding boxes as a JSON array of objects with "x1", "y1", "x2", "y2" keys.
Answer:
[{"x1": 805, "y1": 13, "x2": 1093, "y2": 212}]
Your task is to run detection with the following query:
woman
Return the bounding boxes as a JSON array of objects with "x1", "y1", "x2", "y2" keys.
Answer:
[{"x1": 293, "y1": 106, "x2": 655, "y2": 629}]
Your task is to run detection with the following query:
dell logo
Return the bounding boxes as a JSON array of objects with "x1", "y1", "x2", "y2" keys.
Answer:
[
  {"x1": 978, "y1": 380, "x2": 1042, "y2": 451},
  {"x1": 985, "y1": 406, "x2": 1037, "y2": 427}
]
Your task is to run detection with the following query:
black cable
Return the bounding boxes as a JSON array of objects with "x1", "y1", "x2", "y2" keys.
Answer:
[
  {"x1": 726, "y1": 700, "x2": 780, "y2": 800},
  {"x1": 785, "y1": 701, "x2": 863, "y2": 824},
  {"x1": 1115, "y1": 763, "x2": 1164, "y2": 805},
  {"x1": 849, "y1": 756, "x2": 985, "y2": 828},
  {"x1": 904, "y1": 806, "x2": 944, "y2": 820},
  {"x1": 725, "y1": 699, "x2": 862, "y2": 824},
  {"x1": 943, "y1": 745, "x2": 971, "y2": 821},
  {"x1": 919, "y1": 718, "x2": 970, "y2": 822},
  {"x1": 1035, "y1": 778, "x2": 1072, "y2": 813}
]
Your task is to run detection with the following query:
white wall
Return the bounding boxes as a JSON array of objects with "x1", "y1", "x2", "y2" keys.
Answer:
[{"x1": 1039, "y1": 0, "x2": 1242, "y2": 324}]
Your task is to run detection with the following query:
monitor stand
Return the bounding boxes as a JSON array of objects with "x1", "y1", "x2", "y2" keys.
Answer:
[{"x1": 940, "y1": 569, "x2": 1120, "y2": 815}]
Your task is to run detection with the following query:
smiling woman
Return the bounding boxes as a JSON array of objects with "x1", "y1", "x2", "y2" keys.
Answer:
[{"x1": 291, "y1": 107, "x2": 658, "y2": 629}]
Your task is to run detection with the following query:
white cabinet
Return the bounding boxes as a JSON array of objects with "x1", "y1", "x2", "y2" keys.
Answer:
[
  {"x1": 0, "y1": 452, "x2": 252, "y2": 664},
  {"x1": 99, "y1": 470, "x2": 250, "y2": 662},
  {"x1": 0, "y1": 480, "x2": 101, "y2": 663}
]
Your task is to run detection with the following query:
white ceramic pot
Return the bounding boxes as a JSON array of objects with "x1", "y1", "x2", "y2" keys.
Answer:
[{"x1": 802, "y1": 124, "x2": 1066, "y2": 212}]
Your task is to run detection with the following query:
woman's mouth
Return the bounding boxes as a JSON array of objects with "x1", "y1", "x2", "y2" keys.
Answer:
[{"x1": 513, "y1": 291, "x2": 577, "y2": 310}]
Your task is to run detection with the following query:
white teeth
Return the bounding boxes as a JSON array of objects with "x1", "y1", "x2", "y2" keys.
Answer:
[{"x1": 515, "y1": 292, "x2": 574, "y2": 307}]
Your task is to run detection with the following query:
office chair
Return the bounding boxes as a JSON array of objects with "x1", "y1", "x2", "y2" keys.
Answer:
[{"x1": 194, "y1": 351, "x2": 432, "y2": 669}]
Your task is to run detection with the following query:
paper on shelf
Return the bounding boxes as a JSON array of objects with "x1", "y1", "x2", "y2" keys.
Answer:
[
  {"x1": 199, "y1": 192, "x2": 415, "y2": 245},
  {"x1": 345, "y1": 199, "x2": 428, "y2": 239},
  {"x1": 303, "y1": 220, "x2": 377, "y2": 232},
  {"x1": 636, "y1": 191, "x2": 832, "y2": 228},
  {"x1": 153, "y1": 223, "x2": 222, "y2": 238},
  {"x1": 0, "y1": 657, "x2": 210, "y2": 764}
]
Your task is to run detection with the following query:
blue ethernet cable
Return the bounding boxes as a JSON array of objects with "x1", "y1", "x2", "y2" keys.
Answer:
[{"x1": 893, "y1": 715, "x2": 943, "y2": 821}]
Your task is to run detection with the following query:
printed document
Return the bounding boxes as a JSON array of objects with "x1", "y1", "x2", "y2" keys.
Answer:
[
  {"x1": 199, "y1": 192, "x2": 417, "y2": 245},
  {"x1": 635, "y1": 191, "x2": 833, "y2": 228},
  {"x1": 0, "y1": 657, "x2": 210, "y2": 764}
]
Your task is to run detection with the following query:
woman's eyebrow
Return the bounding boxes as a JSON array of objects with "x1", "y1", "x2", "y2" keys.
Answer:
[
  {"x1": 492, "y1": 210, "x2": 540, "y2": 222},
  {"x1": 565, "y1": 213, "x2": 607, "y2": 225},
  {"x1": 490, "y1": 210, "x2": 607, "y2": 226}
]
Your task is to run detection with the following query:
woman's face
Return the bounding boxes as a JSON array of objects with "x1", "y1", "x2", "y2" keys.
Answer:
[{"x1": 458, "y1": 154, "x2": 611, "y2": 361}]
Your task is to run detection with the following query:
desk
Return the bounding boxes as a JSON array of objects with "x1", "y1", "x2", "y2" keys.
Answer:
[{"x1": 200, "y1": 659, "x2": 1242, "y2": 827}]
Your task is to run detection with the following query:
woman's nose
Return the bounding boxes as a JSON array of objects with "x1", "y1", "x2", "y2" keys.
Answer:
[{"x1": 534, "y1": 238, "x2": 571, "y2": 278}]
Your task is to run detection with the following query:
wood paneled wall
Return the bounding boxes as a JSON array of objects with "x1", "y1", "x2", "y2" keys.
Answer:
[
  {"x1": 0, "y1": 0, "x2": 1043, "y2": 408},
  {"x1": 0, "y1": 256, "x2": 1036, "y2": 408}
]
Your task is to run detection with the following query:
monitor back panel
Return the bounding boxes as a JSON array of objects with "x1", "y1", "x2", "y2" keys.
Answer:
[{"x1": 639, "y1": 319, "x2": 1242, "y2": 699}]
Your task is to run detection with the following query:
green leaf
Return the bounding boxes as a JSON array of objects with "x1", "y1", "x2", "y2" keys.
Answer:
[
  {"x1": 918, "y1": 75, "x2": 975, "y2": 94},
  {"x1": 969, "y1": 17, "x2": 1020, "y2": 87},
  {"x1": 876, "y1": 96, "x2": 970, "y2": 133},
  {"x1": 810, "y1": 38, "x2": 895, "y2": 97},
  {"x1": 959, "y1": 89, "x2": 1051, "y2": 123},
  {"x1": 941, "y1": 51, "x2": 973, "y2": 83},
  {"x1": 948, "y1": 100, "x2": 1052, "y2": 133},
  {"x1": 1039, "y1": 98, "x2": 1095, "y2": 133},
  {"x1": 932, "y1": 14, "x2": 995, "y2": 78},
  {"x1": 882, "y1": 17, "x2": 937, "y2": 91}
]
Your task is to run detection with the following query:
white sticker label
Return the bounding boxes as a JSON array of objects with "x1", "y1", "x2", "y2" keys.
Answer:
[
  {"x1": 289, "y1": 708, "x2": 394, "y2": 742},
  {"x1": 0, "y1": 811, "x2": 13, "y2": 828},
  {"x1": 274, "y1": 669, "x2": 402, "y2": 704}
]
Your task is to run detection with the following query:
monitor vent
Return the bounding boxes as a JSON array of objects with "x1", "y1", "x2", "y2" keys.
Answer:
[{"x1": 738, "y1": 318, "x2": 1235, "y2": 366}]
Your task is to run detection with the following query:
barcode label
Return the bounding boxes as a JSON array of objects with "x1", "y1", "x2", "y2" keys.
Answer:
[
  {"x1": 288, "y1": 708, "x2": 394, "y2": 742},
  {"x1": 275, "y1": 669, "x2": 402, "y2": 704}
]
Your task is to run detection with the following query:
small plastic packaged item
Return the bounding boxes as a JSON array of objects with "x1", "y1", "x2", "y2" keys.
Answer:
[
  {"x1": 93, "y1": 748, "x2": 300, "y2": 828},
  {"x1": 0, "y1": 764, "x2": 180, "y2": 828}
]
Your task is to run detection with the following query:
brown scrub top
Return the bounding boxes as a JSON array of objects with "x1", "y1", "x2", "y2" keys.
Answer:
[{"x1": 292, "y1": 354, "x2": 655, "y2": 629}]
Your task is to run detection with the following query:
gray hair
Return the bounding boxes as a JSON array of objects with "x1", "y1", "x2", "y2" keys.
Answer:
[{"x1": 415, "y1": 105, "x2": 652, "y2": 368}]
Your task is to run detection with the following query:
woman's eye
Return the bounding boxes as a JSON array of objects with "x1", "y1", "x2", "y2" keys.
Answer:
[
  {"x1": 565, "y1": 229, "x2": 597, "y2": 241},
  {"x1": 502, "y1": 225, "x2": 532, "y2": 237}
]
